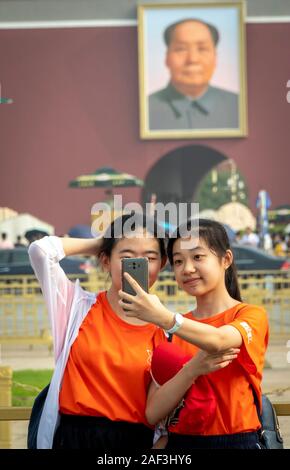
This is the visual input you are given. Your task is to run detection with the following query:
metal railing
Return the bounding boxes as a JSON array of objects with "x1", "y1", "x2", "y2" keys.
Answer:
[
  {"x1": 1, "y1": 270, "x2": 290, "y2": 348},
  {"x1": 1, "y1": 403, "x2": 289, "y2": 449}
]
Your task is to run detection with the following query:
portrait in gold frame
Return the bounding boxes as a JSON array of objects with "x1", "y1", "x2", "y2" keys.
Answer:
[{"x1": 138, "y1": 1, "x2": 247, "y2": 139}]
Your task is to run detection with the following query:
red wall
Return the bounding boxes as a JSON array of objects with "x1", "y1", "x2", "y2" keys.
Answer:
[{"x1": 0, "y1": 24, "x2": 290, "y2": 234}]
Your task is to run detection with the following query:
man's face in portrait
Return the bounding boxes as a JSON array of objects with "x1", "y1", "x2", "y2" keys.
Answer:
[{"x1": 165, "y1": 20, "x2": 217, "y2": 96}]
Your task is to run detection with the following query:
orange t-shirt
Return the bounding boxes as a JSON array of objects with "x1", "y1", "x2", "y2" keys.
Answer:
[
  {"x1": 172, "y1": 303, "x2": 269, "y2": 435},
  {"x1": 59, "y1": 291, "x2": 165, "y2": 424}
]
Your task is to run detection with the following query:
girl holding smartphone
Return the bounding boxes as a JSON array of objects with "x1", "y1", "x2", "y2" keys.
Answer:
[{"x1": 119, "y1": 219, "x2": 269, "y2": 449}]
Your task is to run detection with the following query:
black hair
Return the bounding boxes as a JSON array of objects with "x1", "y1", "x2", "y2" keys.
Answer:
[
  {"x1": 167, "y1": 218, "x2": 242, "y2": 302},
  {"x1": 98, "y1": 213, "x2": 166, "y2": 260},
  {"x1": 164, "y1": 18, "x2": 219, "y2": 47}
]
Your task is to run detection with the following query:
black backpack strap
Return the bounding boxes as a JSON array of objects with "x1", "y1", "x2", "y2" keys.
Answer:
[
  {"x1": 27, "y1": 383, "x2": 50, "y2": 449},
  {"x1": 251, "y1": 385, "x2": 262, "y2": 423}
]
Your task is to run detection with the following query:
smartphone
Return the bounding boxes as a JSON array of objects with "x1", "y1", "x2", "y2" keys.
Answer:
[{"x1": 121, "y1": 258, "x2": 149, "y2": 309}]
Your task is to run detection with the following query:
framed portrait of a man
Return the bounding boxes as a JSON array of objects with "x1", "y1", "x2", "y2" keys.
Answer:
[{"x1": 138, "y1": 1, "x2": 247, "y2": 139}]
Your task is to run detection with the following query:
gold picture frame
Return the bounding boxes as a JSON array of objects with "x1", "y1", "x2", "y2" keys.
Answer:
[{"x1": 138, "y1": 1, "x2": 247, "y2": 139}]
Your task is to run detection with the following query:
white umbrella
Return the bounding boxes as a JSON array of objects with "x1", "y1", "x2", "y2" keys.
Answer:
[
  {"x1": 216, "y1": 202, "x2": 256, "y2": 232},
  {"x1": 0, "y1": 207, "x2": 18, "y2": 222},
  {"x1": 199, "y1": 209, "x2": 219, "y2": 221},
  {"x1": 0, "y1": 213, "x2": 54, "y2": 242}
]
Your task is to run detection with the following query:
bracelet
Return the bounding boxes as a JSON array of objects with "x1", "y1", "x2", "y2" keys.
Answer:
[{"x1": 165, "y1": 313, "x2": 184, "y2": 335}]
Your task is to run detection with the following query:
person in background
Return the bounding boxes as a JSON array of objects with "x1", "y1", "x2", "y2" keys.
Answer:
[
  {"x1": 273, "y1": 233, "x2": 287, "y2": 257},
  {"x1": 240, "y1": 227, "x2": 259, "y2": 248},
  {"x1": 262, "y1": 233, "x2": 273, "y2": 254},
  {"x1": 0, "y1": 232, "x2": 14, "y2": 249},
  {"x1": 286, "y1": 235, "x2": 290, "y2": 257},
  {"x1": 234, "y1": 230, "x2": 243, "y2": 244},
  {"x1": 14, "y1": 235, "x2": 26, "y2": 248}
]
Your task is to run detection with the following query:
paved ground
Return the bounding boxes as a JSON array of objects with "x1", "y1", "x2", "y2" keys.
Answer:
[{"x1": 1, "y1": 339, "x2": 290, "y2": 449}]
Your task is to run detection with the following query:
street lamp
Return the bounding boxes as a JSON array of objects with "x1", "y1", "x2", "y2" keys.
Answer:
[
  {"x1": 211, "y1": 169, "x2": 218, "y2": 193},
  {"x1": 0, "y1": 83, "x2": 13, "y2": 104},
  {"x1": 227, "y1": 160, "x2": 238, "y2": 202}
]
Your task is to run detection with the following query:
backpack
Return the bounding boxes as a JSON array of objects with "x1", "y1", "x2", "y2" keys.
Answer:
[
  {"x1": 27, "y1": 383, "x2": 50, "y2": 449},
  {"x1": 253, "y1": 390, "x2": 284, "y2": 449}
]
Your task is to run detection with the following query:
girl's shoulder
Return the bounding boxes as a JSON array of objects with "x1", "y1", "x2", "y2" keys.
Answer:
[
  {"x1": 231, "y1": 303, "x2": 269, "y2": 331},
  {"x1": 235, "y1": 302, "x2": 267, "y2": 316},
  {"x1": 182, "y1": 303, "x2": 267, "y2": 325}
]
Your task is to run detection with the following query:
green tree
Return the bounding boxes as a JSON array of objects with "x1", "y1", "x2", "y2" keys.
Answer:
[{"x1": 195, "y1": 169, "x2": 248, "y2": 211}]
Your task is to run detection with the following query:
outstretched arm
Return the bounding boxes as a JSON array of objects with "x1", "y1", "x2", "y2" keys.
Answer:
[{"x1": 119, "y1": 273, "x2": 243, "y2": 353}]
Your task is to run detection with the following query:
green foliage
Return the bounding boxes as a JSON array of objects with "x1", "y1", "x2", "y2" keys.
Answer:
[
  {"x1": 12, "y1": 369, "x2": 53, "y2": 406},
  {"x1": 195, "y1": 170, "x2": 249, "y2": 211},
  {"x1": 269, "y1": 224, "x2": 288, "y2": 235}
]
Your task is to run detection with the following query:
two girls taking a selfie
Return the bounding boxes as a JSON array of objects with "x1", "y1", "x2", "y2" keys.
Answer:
[{"x1": 29, "y1": 214, "x2": 268, "y2": 450}]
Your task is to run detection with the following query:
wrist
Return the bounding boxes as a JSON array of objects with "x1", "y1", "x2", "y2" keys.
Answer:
[
  {"x1": 160, "y1": 309, "x2": 176, "y2": 331},
  {"x1": 164, "y1": 312, "x2": 184, "y2": 335},
  {"x1": 183, "y1": 358, "x2": 200, "y2": 380}
]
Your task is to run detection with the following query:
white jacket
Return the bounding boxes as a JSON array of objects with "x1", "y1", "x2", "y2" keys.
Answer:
[{"x1": 28, "y1": 236, "x2": 97, "y2": 449}]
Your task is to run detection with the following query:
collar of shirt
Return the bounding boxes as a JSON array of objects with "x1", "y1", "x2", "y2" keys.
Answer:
[{"x1": 165, "y1": 82, "x2": 213, "y2": 118}]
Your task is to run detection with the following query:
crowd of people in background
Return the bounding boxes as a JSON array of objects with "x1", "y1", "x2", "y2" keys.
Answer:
[
  {"x1": 0, "y1": 232, "x2": 27, "y2": 249},
  {"x1": 272, "y1": 233, "x2": 289, "y2": 257},
  {"x1": 1, "y1": 226, "x2": 290, "y2": 258},
  {"x1": 234, "y1": 227, "x2": 290, "y2": 257}
]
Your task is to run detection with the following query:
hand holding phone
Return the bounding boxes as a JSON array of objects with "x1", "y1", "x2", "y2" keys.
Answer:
[{"x1": 121, "y1": 258, "x2": 149, "y2": 310}]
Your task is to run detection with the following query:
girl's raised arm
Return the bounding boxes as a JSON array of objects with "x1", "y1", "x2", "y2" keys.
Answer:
[
  {"x1": 28, "y1": 236, "x2": 101, "y2": 360},
  {"x1": 61, "y1": 237, "x2": 101, "y2": 257}
]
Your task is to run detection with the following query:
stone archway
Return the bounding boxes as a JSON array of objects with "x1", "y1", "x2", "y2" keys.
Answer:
[{"x1": 142, "y1": 144, "x2": 228, "y2": 206}]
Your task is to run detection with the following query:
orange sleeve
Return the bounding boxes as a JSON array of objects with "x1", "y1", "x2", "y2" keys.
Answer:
[{"x1": 229, "y1": 305, "x2": 269, "y2": 376}]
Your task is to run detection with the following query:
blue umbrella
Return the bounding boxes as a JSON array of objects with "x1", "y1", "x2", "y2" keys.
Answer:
[
  {"x1": 68, "y1": 225, "x2": 93, "y2": 239},
  {"x1": 223, "y1": 224, "x2": 236, "y2": 243}
]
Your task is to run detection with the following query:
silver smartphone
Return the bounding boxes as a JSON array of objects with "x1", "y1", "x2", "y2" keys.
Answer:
[{"x1": 121, "y1": 258, "x2": 149, "y2": 309}]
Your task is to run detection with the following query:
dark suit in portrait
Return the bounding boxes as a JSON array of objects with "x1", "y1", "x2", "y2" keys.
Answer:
[
  {"x1": 149, "y1": 83, "x2": 238, "y2": 130},
  {"x1": 148, "y1": 18, "x2": 239, "y2": 132}
]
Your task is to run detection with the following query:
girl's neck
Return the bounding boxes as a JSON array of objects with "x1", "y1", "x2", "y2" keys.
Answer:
[
  {"x1": 106, "y1": 286, "x2": 149, "y2": 326},
  {"x1": 193, "y1": 289, "x2": 241, "y2": 319}
]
